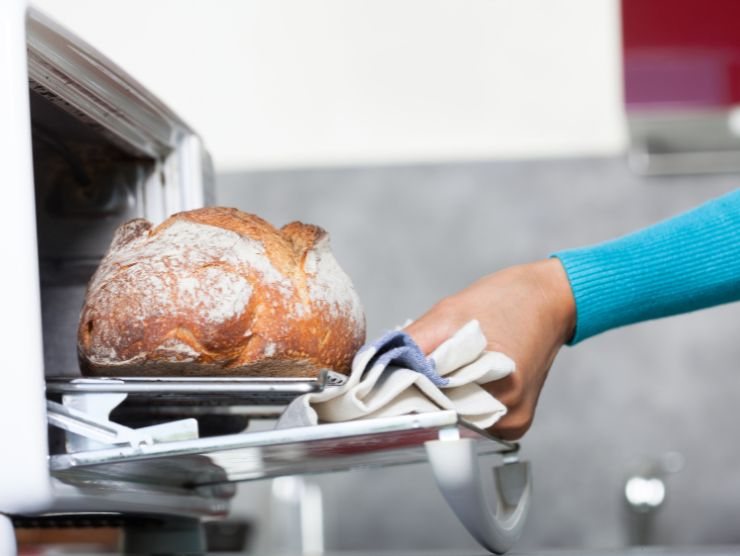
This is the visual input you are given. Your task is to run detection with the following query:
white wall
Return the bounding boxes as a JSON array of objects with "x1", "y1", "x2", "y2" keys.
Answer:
[{"x1": 32, "y1": 0, "x2": 626, "y2": 172}]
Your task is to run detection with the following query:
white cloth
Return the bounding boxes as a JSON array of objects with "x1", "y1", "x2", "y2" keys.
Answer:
[{"x1": 277, "y1": 320, "x2": 514, "y2": 429}]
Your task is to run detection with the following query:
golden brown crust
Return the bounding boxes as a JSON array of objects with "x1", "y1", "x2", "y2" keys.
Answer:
[
  {"x1": 281, "y1": 221, "x2": 327, "y2": 257},
  {"x1": 77, "y1": 207, "x2": 366, "y2": 377}
]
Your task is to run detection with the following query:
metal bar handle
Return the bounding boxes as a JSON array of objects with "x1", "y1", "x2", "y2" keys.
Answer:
[{"x1": 425, "y1": 438, "x2": 531, "y2": 554}]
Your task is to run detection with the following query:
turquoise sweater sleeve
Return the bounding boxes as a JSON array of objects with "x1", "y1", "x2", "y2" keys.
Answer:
[{"x1": 553, "y1": 188, "x2": 740, "y2": 344}]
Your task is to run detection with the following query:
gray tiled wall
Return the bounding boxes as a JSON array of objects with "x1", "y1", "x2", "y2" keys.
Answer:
[{"x1": 217, "y1": 157, "x2": 740, "y2": 551}]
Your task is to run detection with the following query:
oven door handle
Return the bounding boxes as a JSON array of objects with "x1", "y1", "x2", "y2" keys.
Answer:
[{"x1": 425, "y1": 437, "x2": 531, "y2": 555}]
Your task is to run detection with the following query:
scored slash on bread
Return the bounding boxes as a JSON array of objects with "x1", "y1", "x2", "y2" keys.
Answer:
[{"x1": 77, "y1": 207, "x2": 366, "y2": 377}]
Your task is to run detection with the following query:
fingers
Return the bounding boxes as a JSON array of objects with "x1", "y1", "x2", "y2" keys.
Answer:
[
  {"x1": 403, "y1": 309, "x2": 458, "y2": 355},
  {"x1": 482, "y1": 374, "x2": 522, "y2": 409},
  {"x1": 404, "y1": 320, "x2": 443, "y2": 354},
  {"x1": 489, "y1": 413, "x2": 533, "y2": 441},
  {"x1": 483, "y1": 374, "x2": 534, "y2": 441}
]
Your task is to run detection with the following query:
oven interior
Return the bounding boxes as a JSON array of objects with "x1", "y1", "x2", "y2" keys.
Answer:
[{"x1": 31, "y1": 87, "x2": 157, "y2": 379}]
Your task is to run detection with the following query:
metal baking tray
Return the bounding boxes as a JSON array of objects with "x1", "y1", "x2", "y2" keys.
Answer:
[
  {"x1": 45, "y1": 372, "x2": 348, "y2": 421},
  {"x1": 50, "y1": 410, "x2": 515, "y2": 486},
  {"x1": 46, "y1": 370, "x2": 346, "y2": 403}
]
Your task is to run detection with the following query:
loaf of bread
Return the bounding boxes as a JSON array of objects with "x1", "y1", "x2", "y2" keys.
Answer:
[{"x1": 77, "y1": 207, "x2": 366, "y2": 377}]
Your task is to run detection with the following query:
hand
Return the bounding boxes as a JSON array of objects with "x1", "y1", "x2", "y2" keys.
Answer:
[{"x1": 404, "y1": 259, "x2": 576, "y2": 440}]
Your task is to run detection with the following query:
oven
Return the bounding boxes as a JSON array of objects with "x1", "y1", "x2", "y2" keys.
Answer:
[{"x1": 0, "y1": 2, "x2": 529, "y2": 553}]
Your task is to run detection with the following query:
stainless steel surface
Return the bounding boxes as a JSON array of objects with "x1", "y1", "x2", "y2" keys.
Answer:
[
  {"x1": 46, "y1": 473, "x2": 231, "y2": 518},
  {"x1": 45, "y1": 374, "x2": 347, "y2": 421},
  {"x1": 46, "y1": 371, "x2": 346, "y2": 397},
  {"x1": 47, "y1": 399, "x2": 198, "y2": 450},
  {"x1": 50, "y1": 411, "x2": 515, "y2": 480},
  {"x1": 627, "y1": 110, "x2": 740, "y2": 175}
]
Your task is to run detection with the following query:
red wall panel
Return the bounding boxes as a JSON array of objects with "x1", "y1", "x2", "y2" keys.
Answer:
[{"x1": 622, "y1": 0, "x2": 740, "y2": 109}]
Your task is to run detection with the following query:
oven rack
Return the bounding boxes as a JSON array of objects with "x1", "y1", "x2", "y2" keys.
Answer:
[
  {"x1": 45, "y1": 410, "x2": 529, "y2": 554},
  {"x1": 50, "y1": 410, "x2": 512, "y2": 479},
  {"x1": 42, "y1": 374, "x2": 531, "y2": 554}
]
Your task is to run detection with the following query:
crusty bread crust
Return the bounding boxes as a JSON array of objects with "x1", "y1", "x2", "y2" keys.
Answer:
[{"x1": 77, "y1": 207, "x2": 366, "y2": 377}]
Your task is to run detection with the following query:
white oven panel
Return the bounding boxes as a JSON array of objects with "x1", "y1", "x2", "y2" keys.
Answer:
[{"x1": 0, "y1": 0, "x2": 213, "y2": 515}]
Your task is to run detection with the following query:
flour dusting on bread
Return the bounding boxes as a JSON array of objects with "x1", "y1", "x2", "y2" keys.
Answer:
[{"x1": 304, "y1": 236, "x2": 364, "y2": 326}]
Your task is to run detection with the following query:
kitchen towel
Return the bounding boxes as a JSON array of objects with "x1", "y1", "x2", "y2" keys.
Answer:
[{"x1": 277, "y1": 319, "x2": 514, "y2": 429}]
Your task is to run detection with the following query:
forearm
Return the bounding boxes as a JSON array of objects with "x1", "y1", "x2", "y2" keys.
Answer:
[{"x1": 553, "y1": 188, "x2": 740, "y2": 344}]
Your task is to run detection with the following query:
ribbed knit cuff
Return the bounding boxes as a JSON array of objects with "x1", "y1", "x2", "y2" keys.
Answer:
[{"x1": 552, "y1": 188, "x2": 740, "y2": 345}]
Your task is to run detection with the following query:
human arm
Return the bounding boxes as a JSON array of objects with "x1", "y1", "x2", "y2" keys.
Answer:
[
  {"x1": 405, "y1": 188, "x2": 740, "y2": 439},
  {"x1": 554, "y1": 188, "x2": 740, "y2": 343}
]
